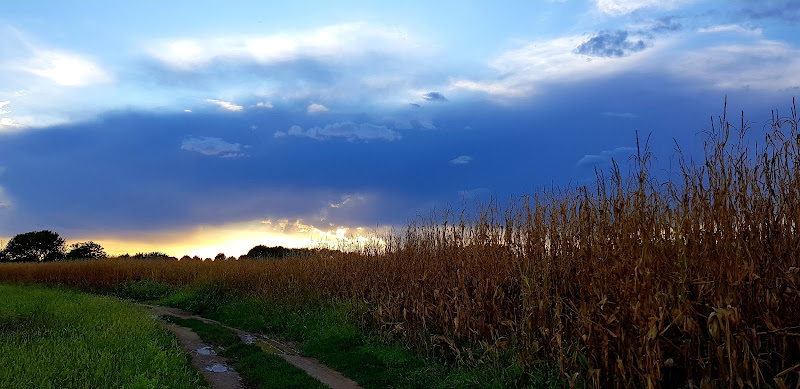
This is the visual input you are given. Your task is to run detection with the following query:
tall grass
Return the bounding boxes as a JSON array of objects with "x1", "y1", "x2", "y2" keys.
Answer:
[
  {"x1": 1, "y1": 100, "x2": 798, "y2": 386},
  {"x1": 0, "y1": 284, "x2": 207, "y2": 389}
]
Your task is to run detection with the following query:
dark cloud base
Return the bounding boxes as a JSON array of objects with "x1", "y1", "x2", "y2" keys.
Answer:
[{"x1": 0, "y1": 77, "x2": 792, "y2": 237}]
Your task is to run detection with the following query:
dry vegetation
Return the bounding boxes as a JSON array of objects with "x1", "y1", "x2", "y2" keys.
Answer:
[{"x1": 1, "y1": 100, "x2": 799, "y2": 387}]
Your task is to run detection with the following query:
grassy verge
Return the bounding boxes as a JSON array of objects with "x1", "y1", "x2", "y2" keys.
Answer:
[
  {"x1": 163, "y1": 316, "x2": 326, "y2": 389},
  {"x1": 158, "y1": 284, "x2": 546, "y2": 388},
  {"x1": 0, "y1": 283, "x2": 207, "y2": 389}
]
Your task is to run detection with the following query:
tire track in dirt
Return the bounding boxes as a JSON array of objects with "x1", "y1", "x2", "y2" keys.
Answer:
[{"x1": 143, "y1": 304, "x2": 362, "y2": 389}]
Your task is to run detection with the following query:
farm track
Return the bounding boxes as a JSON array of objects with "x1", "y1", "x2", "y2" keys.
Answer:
[{"x1": 142, "y1": 304, "x2": 362, "y2": 389}]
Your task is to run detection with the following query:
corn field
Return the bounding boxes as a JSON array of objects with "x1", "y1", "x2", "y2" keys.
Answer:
[{"x1": 1, "y1": 101, "x2": 799, "y2": 387}]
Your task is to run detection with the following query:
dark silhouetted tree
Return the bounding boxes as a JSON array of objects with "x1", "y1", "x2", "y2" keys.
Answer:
[
  {"x1": 214, "y1": 253, "x2": 226, "y2": 261},
  {"x1": 3, "y1": 230, "x2": 66, "y2": 262},
  {"x1": 245, "y1": 245, "x2": 289, "y2": 258},
  {"x1": 66, "y1": 241, "x2": 106, "y2": 259}
]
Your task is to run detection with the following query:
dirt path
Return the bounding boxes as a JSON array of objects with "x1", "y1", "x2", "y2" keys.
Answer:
[
  {"x1": 160, "y1": 320, "x2": 244, "y2": 389},
  {"x1": 143, "y1": 304, "x2": 362, "y2": 389}
]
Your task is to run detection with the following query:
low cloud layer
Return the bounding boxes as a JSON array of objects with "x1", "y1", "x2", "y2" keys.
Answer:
[
  {"x1": 275, "y1": 122, "x2": 399, "y2": 141},
  {"x1": 180, "y1": 136, "x2": 243, "y2": 156}
]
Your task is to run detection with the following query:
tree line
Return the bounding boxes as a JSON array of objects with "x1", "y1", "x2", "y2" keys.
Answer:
[
  {"x1": 0, "y1": 230, "x2": 331, "y2": 263},
  {"x1": 0, "y1": 230, "x2": 105, "y2": 262}
]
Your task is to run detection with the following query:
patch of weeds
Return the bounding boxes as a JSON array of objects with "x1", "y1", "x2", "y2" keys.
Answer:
[
  {"x1": 196, "y1": 296, "x2": 522, "y2": 388},
  {"x1": 115, "y1": 280, "x2": 176, "y2": 301},
  {"x1": 225, "y1": 343, "x2": 325, "y2": 389},
  {"x1": 161, "y1": 281, "x2": 234, "y2": 314},
  {"x1": 162, "y1": 316, "x2": 239, "y2": 348}
]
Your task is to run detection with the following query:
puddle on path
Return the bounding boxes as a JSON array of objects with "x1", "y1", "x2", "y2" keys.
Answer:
[
  {"x1": 240, "y1": 334, "x2": 255, "y2": 344},
  {"x1": 197, "y1": 346, "x2": 217, "y2": 356},
  {"x1": 205, "y1": 364, "x2": 230, "y2": 373}
]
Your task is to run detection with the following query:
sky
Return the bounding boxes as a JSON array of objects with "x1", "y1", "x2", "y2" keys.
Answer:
[{"x1": 1, "y1": 0, "x2": 799, "y2": 257}]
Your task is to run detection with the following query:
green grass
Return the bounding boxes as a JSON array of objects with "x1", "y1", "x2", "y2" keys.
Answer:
[
  {"x1": 164, "y1": 315, "x2": 326, "y2": 389},
  {"x1": 115, "y1": 280, "x2": 177, "y2": 302},
  {"x1": 0, "y1": 283, "x2": 207, "y2": 389},
  {"x1": 160, "y1": 287, "x2": 535, "y2": 388}
]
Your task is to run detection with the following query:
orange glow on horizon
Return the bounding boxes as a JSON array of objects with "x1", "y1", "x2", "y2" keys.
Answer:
[{"x1": 61, "y1": 218, "x2": 389, "y2": 259}]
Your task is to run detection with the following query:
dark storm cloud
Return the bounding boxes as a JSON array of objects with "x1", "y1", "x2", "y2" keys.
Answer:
[
  {"x1": 0, "y1": 77, "x2": 750, "y2": 239},
  {"x1": 422, "y1": 92, "x2": 447, "y2": 102},
  {"x1": 574, "y1": 30, "x2": 649, "y2": 58}
]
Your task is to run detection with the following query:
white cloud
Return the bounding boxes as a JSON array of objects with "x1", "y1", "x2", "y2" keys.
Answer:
[
  {"x1": 220, "y1": 152, "x2": 247, "y2": 159},
  {"x1": 277, "y1": 122, "x2": 400, "y2": 141},
  {"x1": 307, "y1": 103, "x2": 329, "y2": 113},
  {"x1": 594, "y1": 0, "x2": 696, "y2": 15},
  {"x1": 450, "y1": 35, "x2": 677, "y2": 98},
  {"x1": 149, "y1": 23, "x2": 420, "y2": 71},
  {"x1": 180, "y1": 136, "x2": 242, "y2": 156},
  {"x1": 449, "y1": 155, "x2": 473, "y2": 166},
  {"x1": 0, "y1": 117, "x2": 23, "y2": 130},
  {"x1": 417, "y1": 118, "x2": 436, "y2": 130},
  {"x1": 184, "y1": 109, "x2": 192, "y2": 113},
  {"x1": 577, "y1": 146, "x2": 635, "y2": 167},
  {"x1": 0, "y1": 102, "x2": 24, "y2": 132},
  {"x1": 603, "y1": 111, "x2": 637, "y2": 119},
  {"x1": 329, "y1": 194, "x2": 366, "y2": 209},
  {"x1": 206, "y1": 99, "x2": 243, "y2": 111},
  {"x1": 697, "y1": 24, "x2": 763, "y2": 36},
  {"x1": 256, "y1": 101, "x2": 273, "y2": 109},
  {"x1": 21, "y1": 50, "x2": 111, "y2": 86},
  {"x1": 0, "y1": 186, "x2": 11, "y2": 209},
  {"x1": 451, "y1": 34, "x2": 662, "y2": 98},
  {"x1": 394, "y1": 119, "x2": 413, "y2": 130},
  {"x1": 671, "y1": 40, "x2": 800, "y2": 90}
]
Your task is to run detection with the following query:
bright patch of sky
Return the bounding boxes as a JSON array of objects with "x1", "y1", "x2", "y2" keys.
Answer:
[{"x1": 1, "y1": 0, "x2": 798, "y2": 255}]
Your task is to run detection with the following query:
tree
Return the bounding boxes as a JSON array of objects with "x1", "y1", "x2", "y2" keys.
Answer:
[
  {"x1": 214, "y1": 253, "x2": 226, "y2": 261},
  {"x1": 245, "y1": 245, "x2": 290, "y2": 259},
  {"x1": 66, "y1": 241, "x2": 106, "y2": 260},
  {"x1": 3, "y1": 230, "x2": 66, "y2": 262}
]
